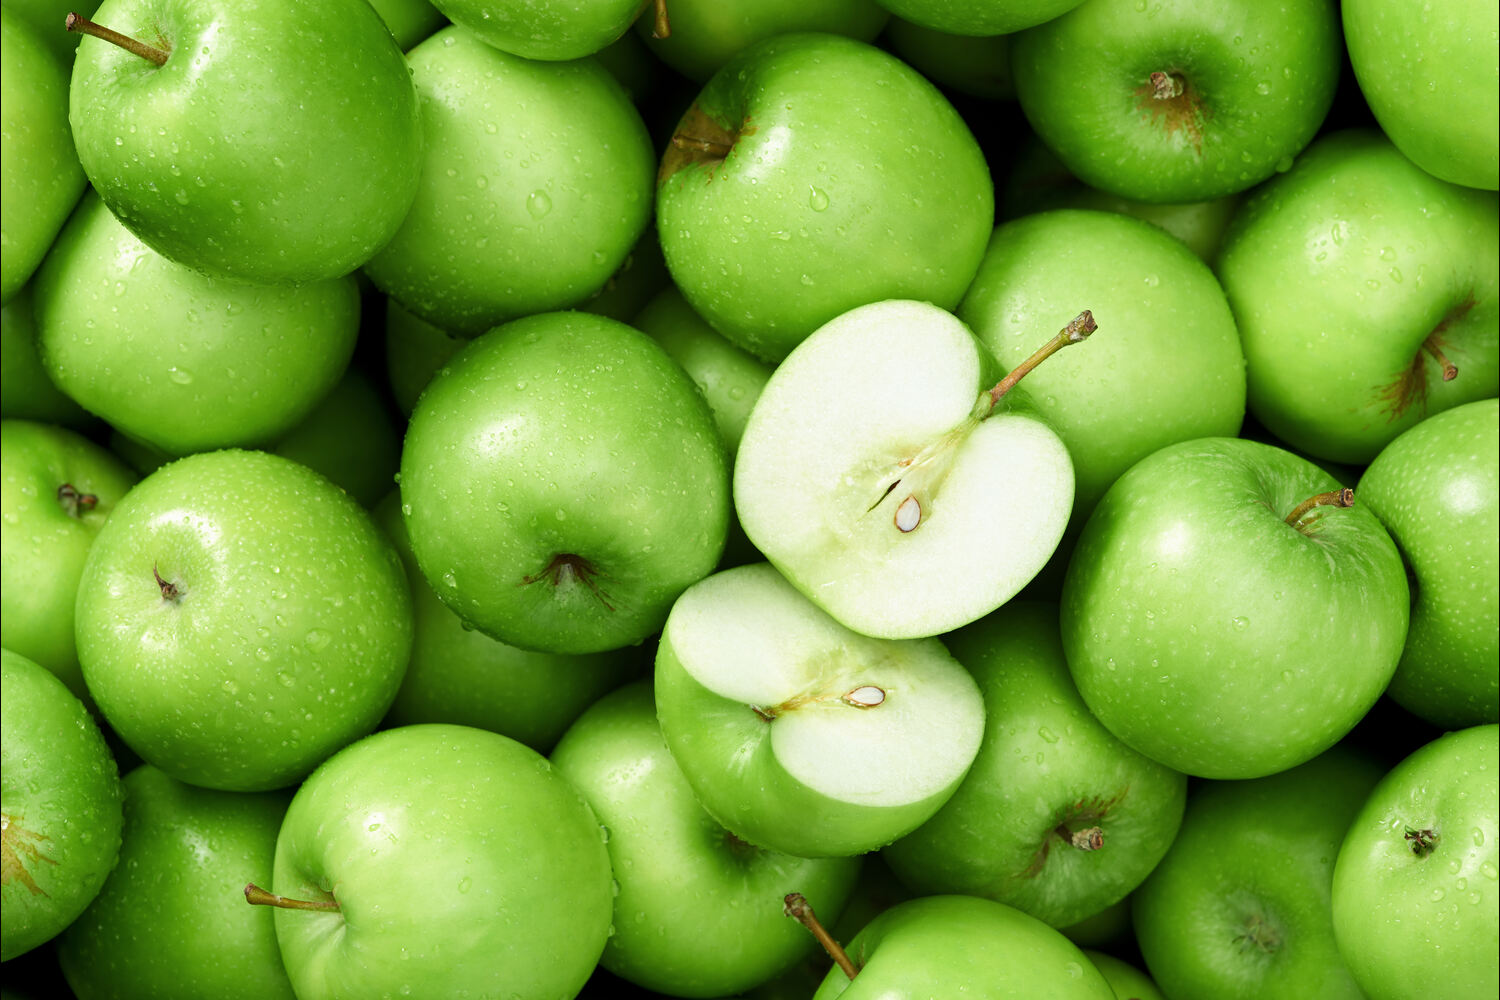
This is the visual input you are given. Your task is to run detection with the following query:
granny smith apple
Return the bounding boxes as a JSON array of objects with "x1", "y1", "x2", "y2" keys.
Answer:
[
  {"x1": 1358, "y1": 398, "x2": 1498, "y2": 727},
  {"x1": 656, "y1": 33, "x2": 993, "y2": 361},
  {"x1": 264, "y1": 724, "x2": 613, "y2": 1000},
  {"x1": 1, "y1": 650, "x2": 123, "y2": 962},
  {"x1": 400, "y1": 311, "x2": 728, "y2": 654},
  {"x1": 636, "y1": 0, "x2": 888, "y2": 82},
  {"x1": 1059, "y1": 896, "x2": 1130, "y2": 948},
  {"x1": 1062, "y1": 437, "x2": 1409, "y2": 778},
  {"x1": 363, "y1": 27, "x2": 654, "y2": 335},
  {"x1": 735, "y1": 299, "x2": 1079, "y2": 638},
  {"x1": 1, "y1": 9, "x2": 86, "y2": 303},
  {"x1": 1013, "y1": 0, "x2": 1340, "y2": 202},
  {"x1": 876, "y1": 0, "x2": 1083, "y2": 35},
  {"x1": 67, "y1": 0, "x2": 422, "y2": 284},
  {"x1": 433, "y1": 0, "x2": 649, "y2": 59},
  {"x1": 76, "y1": 449, "x2": 412, "y2": 791},
  {"x1": 552, "y1": 681, "x2": 862, "y2": 996},
  {"x1": 57, "y1": 766, "x2": 295, "y2": 1000},
  {"x1": 1332, "y1": 724, "x2": 1499, "y2": 1000},
  {"x1": 271, "y1": 370, "x2": 399, "y2": 510},
  {"x1": 1082, "y1": 951, "x2": 1164, "y2": 1000},
  {"x1": 0, "y1": 420, "x2": 137, "y2": 699},
  {"x1": 35, "y1": 192, "x2": 359, "y2": 456},
  {"x1": 1343, "y1": 0, "x2": 1499, "y2": 190},
  {"x1": 578, "y1": 228, "x2": 670, "y2": 324},
  {"x1": 883, "y1": 602, "x2": 1187, "y2": 929},
  {"x1": 8, "y1": 0, "x2": 99, "y2": 61},
  {"x1": 366, "y1": 0, "x2": 447, "y2": 49},
  {"x1": 374, "y1": 493, "x2": 637, "y2": 752},
  {"x1": 383, "y1": 299, "x2": 464, "y2": 417},
  {"x1": 0, "y1": 286, "x2": 92, "y2": 429},
  {"x1": 1218, "y1": 129, "x2": 1499, "y2": 464},
  {"x1": 1133, "y1": 748, "x2": 1381, "y2": 1000},
  {"x1": 655, "y1": 562, "x2": 986, "y2": 858},
  {"x1": 883, "y1": 17, "x2": 1013, "y2": 100}
]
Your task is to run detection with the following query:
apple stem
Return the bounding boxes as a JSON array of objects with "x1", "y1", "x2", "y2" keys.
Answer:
[
  {"x1": 244, "y1": 883, "x2": 340, "y2": 912},
  {"x1": 651, "y1": 0, "x2": 670, "y2": 39},
  {"x1": 671, "y1": 134, "x2": 733, "y2": 157},
  {"x1": 784, "y1": 892, "x2": 858, "y2": 981},
  {"x1": 65, "y1": 12, "x2": 169, "y2": 66},
  {"x1": 1149, "y1": 71, "x2": 1185, "y2": 100},
  {"x1": 1403, "y1": 827, "x2": 1438, "y2": 857},
  {"x1": 1422, "y1": 339, "x2": 1458, "y2": 382},
  {"x1": 1057, "y1": 824, "x2": 1104, "y2": 851},
  {"x1": 152, "y1": 564, "x2": 182, "y2": 602},
  {"x1": 980, "y1": 310, "x2": 1096, "y2": 416},
  {"x1": 56, "y1": 483, "x2": 98, "y2": 519},
  {"x1": 1283, "y1": 487, "x2": 1354, "y2": 528}
]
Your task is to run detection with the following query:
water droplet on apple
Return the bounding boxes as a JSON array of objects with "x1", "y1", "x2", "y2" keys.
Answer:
[
  {"x1": 1255, "y1": 82, "x2": 1271, "y2": 95},
  {"x1": 808, "y1": 186, "x2": 830, "y2": 211},
  {"x1": 457, "y1": 877, "x2": 472, "y2": 894},
  {"x1": 1232, "y1": 616, "x2": 1250, "y2": 630},
  {"x1": 1038, "y1": 727, "x2": 1059, "y2": 744},
  {"x1": 168, "y1": 367, "x2": 193, "y2": 384},
  {"x1": 277, "y1": 671, "x2": 295, "y2": 688},
  {"x1": 800, "y1": 274, "x2": 815, "y2": 286},
  {"x1": 1281, "y1": 670, "x2": 1294, "y2": 683},
  {"x1": 1474, "y1": 828, "x2": 1486, "y2": 847},
  {"x1": 527, "y1": 190, "x2": 553, "y2": 218},
  {"x1": 600, "y1": 826, "x2": 611, "y2": 843},
  {"x1": 1275, "y1": 156, "x2": 1293, "y2": 173},
  {"x1": 1430, "y1": 888, "x2": 1445, "y2": 901},
  {"x1": 1482, "y1": 862, "x2": 1498, "y2": 880},
  {"x1": 305, "y1": 629, "x2": 331, "y2": 651}
]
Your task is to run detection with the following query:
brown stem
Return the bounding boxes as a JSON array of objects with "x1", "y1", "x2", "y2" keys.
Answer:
[
  {"x1": 65, "y1": 13, "x2": 169, "y2": 65},
  {"x1": 1149, "y1": 71, "x2": 1185, "y2": 100},
  {"x1": 671, "y1": 134, "x2": 733, "y2": 157},
  {"x1": 982, "y1": 310, "x2": 1096, "y2": 415},
  {"x1": 153, "y1": 564, "x2": 181, "y2": 602},
  {"x1": 651, "y1": 0, "x2": 670, "y2": 39},
  {"x1": 244, "y1": 883, "x2": 339, "y2": 912},
  {"x1": 784, "y1": 893, "x2": 858, "y2": 981},
  {"x1": 1057, "y1": 824, "x2": 1104, "y2": 851},
  {"x1": 1284, "y1": 488, "x2": 1354, "y2": 527},
  {"x1": 1423, "y1": 340, "x2": 1458, "y2": 381},
  {"x1": 56, "y1": 483, "x2": 98, "y2": 518}
]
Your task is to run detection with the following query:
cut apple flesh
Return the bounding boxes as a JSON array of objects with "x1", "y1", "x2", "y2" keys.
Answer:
[{"x1": 734, "y1": 299, "x2": 1074, "y2": 639}]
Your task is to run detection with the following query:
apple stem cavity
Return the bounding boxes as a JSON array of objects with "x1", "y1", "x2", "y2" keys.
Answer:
[
  {"x1": 1149, "y1": 71, "x2": 1186, "y2": 100},
  {"x1": 981, "y1": 310, "x2": 1096, "y2": 415},
  {"x1": 1057, "y1": 824, "x2": 1104, "y2": 851},
  {"x1": 651, "y1": 0, "x2": 670, "y2": 39},
  {"x1": 152, "y1": 564, "x2": 182, "y2": 603},
  {"x1": 56, "y1": 483, "x2": 98, "y2": 519},
  {"x1": 1283, "y1": 487, "x2": 1355, "y2": 529},
  {"x1": 244, "y1": 883, "x2": 340, "y2": 912},
  {"x1": 522, "y1": 554, "x2": 614, "y2": 611},
  {"x1": 1404, "y1": 826, "x2": 1439, "y2": 857},
  {"x1": 671, "y1": 134, "x2": 733, "y2": 157},
  {"x1": 784, "y1": 892, "x2": 859, "y2": 981},
  {"x1": 1422, "y1": 338, "x2": 1459, "y2": 382},
  {"x1": 64, "y1": 12, "x2": 169, "y2": 66}
]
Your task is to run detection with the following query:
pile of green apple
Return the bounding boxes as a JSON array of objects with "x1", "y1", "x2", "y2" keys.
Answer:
[{"x1": 2, "y1": 0, "x2": 1496, "y2": 998}]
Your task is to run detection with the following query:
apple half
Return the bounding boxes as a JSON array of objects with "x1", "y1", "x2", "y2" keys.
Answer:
[
  {"x1": 734, "y1": 299, "x2": 1077, "y2": 639},
  {"x1": 655, "y1": 563, "x2": 985, "y2": 858}
]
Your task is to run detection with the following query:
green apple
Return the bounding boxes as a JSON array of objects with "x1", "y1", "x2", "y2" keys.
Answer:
[
  {"x1": 8, "y1": 0, "x2": 99, "y2": 61},
  {"x1": 271, "y1": 370, "x2": 399, "y2": 510},
  {"x1": 1218, "y1": 129, "x2": 1499, "y2": 464},
  {"x1": 552, "y1": 681, "x2": 861, "y2": 996},
  {"x1": 1059, "y1": 896, "x2": 1130, "y2": 948},
  {"x1": 876, "y1": 0, "x2": 1083, "y2": 35},
  {"x1": 365, "y1": 0, "x2": 447, "y2": 49},
  {"x1": 57, "y1": 766, "x2": 295, "y2": 1000},
  {"x1": 400, "y1": 311, "x2": 728, "y2": 654},
  {"x1": 383, "y1": 299, "x2": 464, "y2": 417},
  {"x1": 433, "y1": 0, "x2": 647, "y2": 59},
  {"x1": 1013, "y1": 0, "x2": 1340, "y2": 202},
  {"x1": 1, "y1": 9, "x2": 86, "y2": 303},
  {"x1": 0, "y1": 420, "x2": 137, "y2": 698},
  {"x1": 958, "y1": 209, "x2": 1245, "y2": 518},
  {"x1": 883, "y1": 602, "x2": 1187, "y2": 929},
  {"x1": 1, "y1": 650, "x2": 123, "y2": 962},
  {"x1": 1331, "y1": 724, "x2": 1499, "y2": 1000},
  {"x1": 655, "y1": 562, "x2": 985, "y2": 858},
  {"x1": 735, "y1": 299, "x2": 1078, "y2": 639},
  {"x1": 363, "y1": 27, "x2": 654, "y2": 335},
  {"x1": 883, "y1": 17, "x2": 1013, "y2": 100},
  {"x1": 1062, "y1": 437, "x2": 1409, "y2": 778},
  {"x1": 636, "y1": 0, "x2": 888, "y2": 82},
  {"x1": 374, "y1": 493, "x2": 636, "y2": 752},
  {"x1": 810, "y1": 895, "x2": 1114, "y2": 998},
  {"x1": 76, "y1": 449, "x2": 412, "y2": 791},
  {"x1": 1133, "y1": 748, "x2": 1381, "y2": 1000},
  {"x1": 1358, "y1": 399, "x2": 1498, "y2": 727},
  {"x1": 0, "y1": 286, "x2": 92, "y2": 429},
  {"x1": 1343, "y1": 0, "x2": 1498, "y2": 190},
  {"x1": 578, "y1": 228, "x2": 671, "y2": 325},
  {"x1": 656, "y1": 33, "x2": 993, "y2": 362},
  {"x1": 67, "y1": 0, "x2": 422, "y2": 284},
  {"x1": 34, "y1": 192, "x2": 359, "y2": 456},
  {"x1": 1082, "y1": 952, "x2": 1164, "y2": 1000},
  {"x1": 264, "y1": 724, "x2": 612, "y2": 1000}
]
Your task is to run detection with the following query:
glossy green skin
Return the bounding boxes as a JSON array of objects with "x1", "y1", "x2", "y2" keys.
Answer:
[
  {"x1": 1344, "y1": 0, "x2": 1498, "y2": 190},
  {"x1": 577, "y1": 227, "x2": 671, "y2": 323},
  {"x1": 8, "y1": 0, "x2": 99, "y2": 61},
  {"x1": 271, "y1": 371, "x2": 399, "y2": 510},
  {"x1": 272, "y1": 725, "x2": 613, "y2": 1000},
  {"x1": 1332, "y1": 725, "x2": 1499, "y2": 1000},
  {"x1": 434, "y1": 0, "x2": 643, "y2": 59},
  {"x1": 366, "y1": 0, "x2": 447, "y2": 49},
  {"x1": 374, "y1": 494, "x2": 636, "y2": 752},
  {"x1": 636, "y1": 0, "x2": 887, "y2": 82},
  {"x1": 400, "y1": 312, "x2": 728, "y2": 654},
  {"x1": 69, "y1": 0, "x2": 421, "y2": 284},
  {"x1": 0, "y1": 651, "x2": 123, "y2": 962},
  {"x1": 364, "y1": 28, "x2": 653, "y2": 335},
  {"x1": 884, "y1": 602, "x2": 1186, "y2": 928},
  {"x1": 0, "y1": 421, "x2": 136, "y2": 699},
  {"x1": 1059, "y1": 896, "x2": 1130, "y2": 948},
  {"x1": 1133, "y1": 749, "x2": 1381, "y2": 1000},
  {"x1": 958, "y1": 209, "x2": 1245, "y2": 517},
  {"x1": 884, "y1": 17, "x2": 1013, "y2": 100},
  {"x1": 1219, "y1": 130, "x2": 1500, "y2": 464},
  {"x1": 384, "y1": 299, "x2": 464, "y2": 417},
  {"x1": 1083, "y1": 952, "x2": 1165, "y2": 1000},
  {"x1": 552, "y1": 682, "x2": 861, "y2": 996},
  {"x1": 1013, "y1": 0, "x2": 1339, "y2": 202},
  {"x1": 0, "y1": 10, "x2": 86, "y2": 303},
  {"x1": 1359, "y1": 400, "x2": 1499, "y2": 727},
  {"x1": 35, "y1": 194, "x2": 359, "y2": 455},
  {"x1": 76, "y1": 450, "x2": 412, "y2": 791},
  {"x1": 1061, "y1": 438, "x2": 1409, "y2": 779},
  {"x1": 656, "y1": 33, "x2": 993, "y2": 362},
  {"x1": 57, "y1": 767, "x2": 295, "y2": 1000},
  {"x1": 812, "y1": 895, "x2": 1114, "y2": 998},
  {"x1": 879, "y1": 0, "x2": 1080, "y2": 34},
  {"x1": 0, "y1": 286, "x2": 93, "y2": 428}
]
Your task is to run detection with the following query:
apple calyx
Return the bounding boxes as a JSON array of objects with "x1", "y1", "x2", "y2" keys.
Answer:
[
  {"x1": 64, "y1": 12, "x2": 169, "y2": 66},
  {"x1": 243, "y1": 882, "x2": 340, "y2": 912},
  {"x1": 752, "y1": 684, "x2": 888, "y2": 721},
  {"x1": 1233, "y1": 913, "x2": 1282, "y2": 955},
  {"x1": 56, "y1": 483, "x2": 99, "y2": 519},
  {"x1": 1148, "y1": 71, "x2": 1186, "y2": 101},
  {"x1": 650, "y1": 0, "x2": 670, "y2": 39},
  {"x1": 1403, "y1": 826, "x2": 1438, "y2": 857},
  {"x1": 784, "y1": 892, "x2": 859, "y2": 981},
  {"x1": 1283, "y1": 487, "x2": 1355, "y2": 531},
  {"x1": 152, "y1": 564, "x2": 182, "y2": 603},
  {"x1": 522, "y1": 554, "x2": 614, "y2": 611},
  {"x1": 1, "y1": 812, "x2": 56, "y2": 897},
  {"x1": 1133, "y1": 71, "x2": 1207, "y2": 152},
  {"x1": 659, "y1": 105, "x2": 752, "y2": 183}
]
